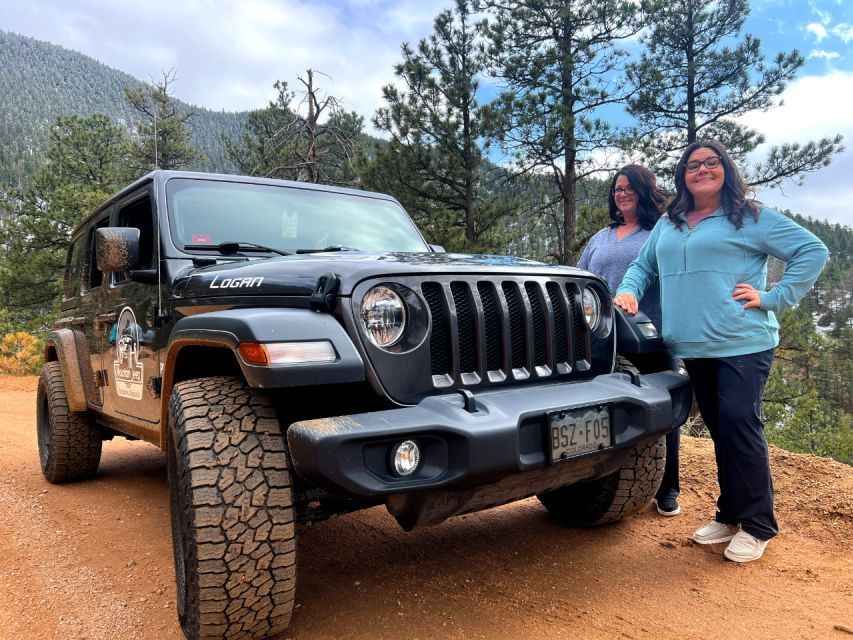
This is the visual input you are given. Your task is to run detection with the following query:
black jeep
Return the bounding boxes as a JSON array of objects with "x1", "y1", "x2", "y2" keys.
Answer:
[{"x1": 38, "y1": 171, "x2": 691, "y2": 640}]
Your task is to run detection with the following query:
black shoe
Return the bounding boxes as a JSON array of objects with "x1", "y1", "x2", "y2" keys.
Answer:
[{"x1": 653, "y1": 497, "x2": 681, "y2": 516}]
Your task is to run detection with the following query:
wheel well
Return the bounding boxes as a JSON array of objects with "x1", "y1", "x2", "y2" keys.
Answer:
[
  {"x1": 45, "y1": 345, "x2": 58, "y2": 362},
  {"x1": 171, "y1": 345, "x2": 243, "y2": 385}
]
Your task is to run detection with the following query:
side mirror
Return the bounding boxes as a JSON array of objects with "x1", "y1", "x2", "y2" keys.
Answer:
[
  {"x1": 614, "y1": 306, "x2": 664, "y2": 354},
  {"x1": 96, "y1": 227, "x2": 140, "y2": 272},
  {"x1": 428, "y1": 244, "x2": 446, "y2": 253}
]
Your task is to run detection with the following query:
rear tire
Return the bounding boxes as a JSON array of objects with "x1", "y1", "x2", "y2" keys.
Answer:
[
  {"x1": 168, "y1": 376, "x2": 296, "y2": 640},
  {"x1": 36, "y1": 362, "x2": 101, "y2": 483},
  {"x1": 537, "y1": 435, "x2": 666, "y2": 526}
]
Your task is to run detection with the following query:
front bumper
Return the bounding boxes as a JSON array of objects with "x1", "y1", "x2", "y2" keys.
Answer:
[{"x1": 287, "y1": 371, "x2": 691, "y2": 502}]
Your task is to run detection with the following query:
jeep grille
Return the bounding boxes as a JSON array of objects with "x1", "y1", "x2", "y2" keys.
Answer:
[
  {"x1": 421, "y1": 278, "x2": 590, "y2": 387},
  {"x1": 354, "y1": 274, "x2": 610, "y2": 405}
]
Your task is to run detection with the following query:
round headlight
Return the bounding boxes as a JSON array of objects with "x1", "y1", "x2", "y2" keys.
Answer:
[
  {"x1": 361, "y1": 285, "x2": 406, "y2": 348},
  {"x1": 582, "y1": 287, "x2": 601, "y2": 330}
]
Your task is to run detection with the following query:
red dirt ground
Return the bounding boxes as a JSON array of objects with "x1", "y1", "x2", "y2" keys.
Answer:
[{"x1": 0, "y1": 375, "x2": 851, "y2": 639}]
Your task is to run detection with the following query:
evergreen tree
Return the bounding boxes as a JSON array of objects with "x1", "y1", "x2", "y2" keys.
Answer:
[
  {"x1": 370, "y1": 0, "x2": 510, "y2": 251},
  {"x1": 479, "y1": 0, "x2": 643, "y2": 264},
  {"x1": 0, "y1": 114, "x2": 128, "y2": 327},
  {"x1": 124, "y1": 70, "x2": 204, "y2": 174},
  {"x1": 627, "y1": 0, "x2": 843, "y2": 187}
]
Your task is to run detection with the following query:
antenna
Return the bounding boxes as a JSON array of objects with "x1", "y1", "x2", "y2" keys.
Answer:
[{"x1": 154, "y1": 113, "x2": 159, "y2": 169}]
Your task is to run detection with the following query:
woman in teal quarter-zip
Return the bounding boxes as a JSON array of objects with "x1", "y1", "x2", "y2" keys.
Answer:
[{"x1": 613, "y1": 140, "x2": 828, "y2": 563}]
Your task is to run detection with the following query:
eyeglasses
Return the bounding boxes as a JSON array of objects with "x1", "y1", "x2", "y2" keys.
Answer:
[
  {"x1": 685, "y1": 156, "x2": 722, "y2": 173},
  {"x1": 611, "y1": 186, "x2": 636, "y2": 196}
]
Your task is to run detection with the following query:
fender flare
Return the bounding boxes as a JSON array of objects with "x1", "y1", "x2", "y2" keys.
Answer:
[
  {"x1": 158, "y1": 307, "x2": 366, "y2": 446},
  {"x1": 44, "y1": 329, "x2": 97, "y2": 411}
]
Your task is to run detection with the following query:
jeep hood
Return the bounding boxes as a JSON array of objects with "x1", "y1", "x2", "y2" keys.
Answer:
[{"x1": 174, "y1": 252, "x2": 592, "y2": 298}]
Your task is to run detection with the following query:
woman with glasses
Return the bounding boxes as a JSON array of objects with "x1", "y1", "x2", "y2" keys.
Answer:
[
  {"x1": 577, "y1": 164, "x2": 681, "y2": 517},
  {"x1": 613, "y1": 140, "x2": 828, "y2": 563}
]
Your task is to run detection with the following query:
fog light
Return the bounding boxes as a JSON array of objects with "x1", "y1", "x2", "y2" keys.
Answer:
[{"x1": 392, "y1": 440, "x2": 421, "y2": 476}]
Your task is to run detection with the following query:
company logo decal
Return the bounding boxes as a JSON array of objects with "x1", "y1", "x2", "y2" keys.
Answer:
[{"x1": 113, "y1": 306, "x2": 143, "y2": 400}]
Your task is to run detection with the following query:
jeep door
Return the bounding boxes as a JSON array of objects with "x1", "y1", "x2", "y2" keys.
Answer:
[
  {"x1": 57, "y1": 216, "x2": 109, "y2": 408},
  {"x1": 100, "y1": 186, "x2": 162, "y2": 427}
]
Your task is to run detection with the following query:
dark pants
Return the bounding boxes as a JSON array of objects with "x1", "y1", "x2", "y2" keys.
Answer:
[
  {"x1": 683, "y1": 349, "x2": 777, "y2": 540},
  {"x1": 627, "y1": 351, "x2": 680, "y2": 502},
  {"x1": 655, "y1": 428, "x2": 680, "y2": 502}
]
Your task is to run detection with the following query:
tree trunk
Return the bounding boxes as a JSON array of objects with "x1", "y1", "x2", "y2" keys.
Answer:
[
  {"x1": 305, "y1": 69, "x2": 319, "y2": 183},
  {"x1": 686, "y1": 3, "x2": 696, "y2": 144},
  {"x1": 560, "y1": 7, "x2": 577, "y2": 266}
]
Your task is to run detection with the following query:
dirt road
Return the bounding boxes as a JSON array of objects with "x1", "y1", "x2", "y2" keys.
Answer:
[{"x1": 0, "y1": 376, "x2": 851, "y2": 640}]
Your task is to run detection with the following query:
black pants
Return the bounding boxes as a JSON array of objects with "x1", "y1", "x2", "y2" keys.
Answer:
[
  {"x1": 683, "y1": 349, "x2": 777, "y2": 540},
  {"x1": 628, "y1": 351, "x2": 680, "y2": 502}
]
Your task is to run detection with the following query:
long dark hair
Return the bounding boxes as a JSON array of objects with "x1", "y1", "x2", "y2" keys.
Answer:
[
  {"x1": 608, "y1": 164, "x2": 666, "y2": 230},
  {"x1": 667, "y1": 140, "x2": 760, "y2": 229}
]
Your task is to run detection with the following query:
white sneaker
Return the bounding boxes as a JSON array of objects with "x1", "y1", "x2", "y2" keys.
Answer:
[
  {"x1": 724, "y1": 530, "x2": 769, "y2": 563},
  {"x1": 691, "y1": 521, "x2": 738, "y2": 545}
]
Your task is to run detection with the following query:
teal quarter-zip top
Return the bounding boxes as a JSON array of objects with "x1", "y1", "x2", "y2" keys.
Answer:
[{"x1": 616, "y1": 206, "x2": 828, "y2": 359}]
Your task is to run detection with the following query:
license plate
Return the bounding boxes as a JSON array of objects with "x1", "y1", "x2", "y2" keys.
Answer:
[{"x1": 548, "y1": 405, "x2": 612, "y2": 462}]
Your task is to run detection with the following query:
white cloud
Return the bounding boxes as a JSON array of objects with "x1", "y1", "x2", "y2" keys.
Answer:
[
  {"x1": 738, "y1": 72, "x2": 853, "y2": 226},
  {"x1": 831, "y1": 22, "x2": 853, "y2": 42},
  {"x1": 0, "y1": 0, "x2": 446, "y2": 124},
  {"x1": 808, "y1": 48, "x2": 840, "y2": 60},
  {"x1": 805, "y1": 22, "x2": 828, "y2": 41},
  {"x1": 809, "y1": 3, "x2": 833, "y2": 26}
]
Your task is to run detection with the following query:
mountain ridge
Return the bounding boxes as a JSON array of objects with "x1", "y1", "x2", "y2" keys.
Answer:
[{"x1": 0, "y1": 29, "x2": 247, "y2": 184}]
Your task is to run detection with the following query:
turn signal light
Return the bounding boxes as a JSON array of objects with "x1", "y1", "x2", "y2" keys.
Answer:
[
  {"x1": 239, "y1": 341, "x2": 337, "y2": 366},
  {"x1": 239, "y1": 342, "x2": 270, "y2": 366}
]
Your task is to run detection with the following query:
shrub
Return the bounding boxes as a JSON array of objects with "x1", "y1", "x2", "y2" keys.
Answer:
[{"x1": 0, "y1": 332, "x2": 44, "y2": 375}]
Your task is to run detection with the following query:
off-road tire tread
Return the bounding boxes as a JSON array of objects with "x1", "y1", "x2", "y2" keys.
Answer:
[
  {"x1": 168, "y1": 376, "x2": 295, "y2": 640},
  {"x1": 537, "y1": 435, "x2": 666, "y2": 526},
  {"x1": 37, "y1": 362, "x2": 101, "y2": 483}
]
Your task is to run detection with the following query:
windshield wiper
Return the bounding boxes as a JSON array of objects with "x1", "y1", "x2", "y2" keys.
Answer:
[
  {"x1": 183, "y1": 241, "x2": 292, "y2": 256},
  {"x1": 295, "y1": 245, "x2": 360, "y2": 254}
]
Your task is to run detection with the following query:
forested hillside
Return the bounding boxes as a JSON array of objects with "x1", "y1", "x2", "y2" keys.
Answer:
[{"x1": 0, "y1": 31, "x2": 245, "y2": 184}]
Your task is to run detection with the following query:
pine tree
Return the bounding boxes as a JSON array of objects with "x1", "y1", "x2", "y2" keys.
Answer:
[
  {"x1": 627, "y1": 0, "x2": 843, "y2": 187},
  {"x1": 370, "y1": 0, "x2": 510, "y2": 251},
  {"x1": 0, "y1": 114, "x2": 128, "y2": 327},
  {"x1": 124, "y1": 70, "x2": 204, "y2": 174},
  {"x1": 479, "y1": 0, "x2": 642, "y2": 264}
]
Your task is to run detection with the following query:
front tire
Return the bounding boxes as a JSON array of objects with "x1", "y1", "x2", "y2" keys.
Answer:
[
  {"x1": 537, "y1": 435, "x2": 666, "y2": 526},
  {"x1": 168, "y1": 376, "x2": 296, "y2": 640},
  {"x1": 36, "y1": 362, "x2": 102, "y2": 483}
]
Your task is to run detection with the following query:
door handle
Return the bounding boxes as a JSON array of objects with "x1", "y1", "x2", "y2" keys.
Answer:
[{"x1": 94, "y1": 312, "x2": 116, "y2": 328}]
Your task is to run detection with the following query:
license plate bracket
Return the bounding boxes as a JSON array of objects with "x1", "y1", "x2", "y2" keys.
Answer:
[{"x1": 548, "y1": 404, "x2": 612, "y2": 462}]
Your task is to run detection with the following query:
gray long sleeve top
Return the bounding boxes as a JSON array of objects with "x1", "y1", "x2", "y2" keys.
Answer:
[{"x1": 577, "y1": 226, "x2": 662, "y2": 330}]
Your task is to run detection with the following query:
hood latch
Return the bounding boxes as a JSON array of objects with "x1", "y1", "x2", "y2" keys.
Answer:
[{"x1": 311, "y1": 272, "x2": 340, "y2": 312}]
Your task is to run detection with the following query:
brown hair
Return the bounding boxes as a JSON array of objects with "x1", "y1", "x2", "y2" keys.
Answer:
[
  {"x1": 667, "y1": 140, "x2": 759, "y2": 229},
  {"x1": 607, "y1": 164, "x2": 666, "y2": 230}
]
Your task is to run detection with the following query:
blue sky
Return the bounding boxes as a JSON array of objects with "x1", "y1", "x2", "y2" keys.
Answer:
[{"x1": 1, "y1": 0, "x2": 851, "y2": 226}]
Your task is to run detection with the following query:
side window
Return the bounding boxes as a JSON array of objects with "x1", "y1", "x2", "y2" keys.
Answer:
[
  {"x1": 114, "y1": 193, "x2": 155, "y2": 284},
  {"x1": 63, "y1": 235, "x2": 86, "y2": 300},
  {"x1": 85, "y1": 218, "x2": 110, "y2": 290}
]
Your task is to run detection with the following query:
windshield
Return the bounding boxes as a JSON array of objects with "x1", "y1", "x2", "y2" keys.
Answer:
[{"x1": 165, "y1": 178, "x2": 429, "y2": 254}]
